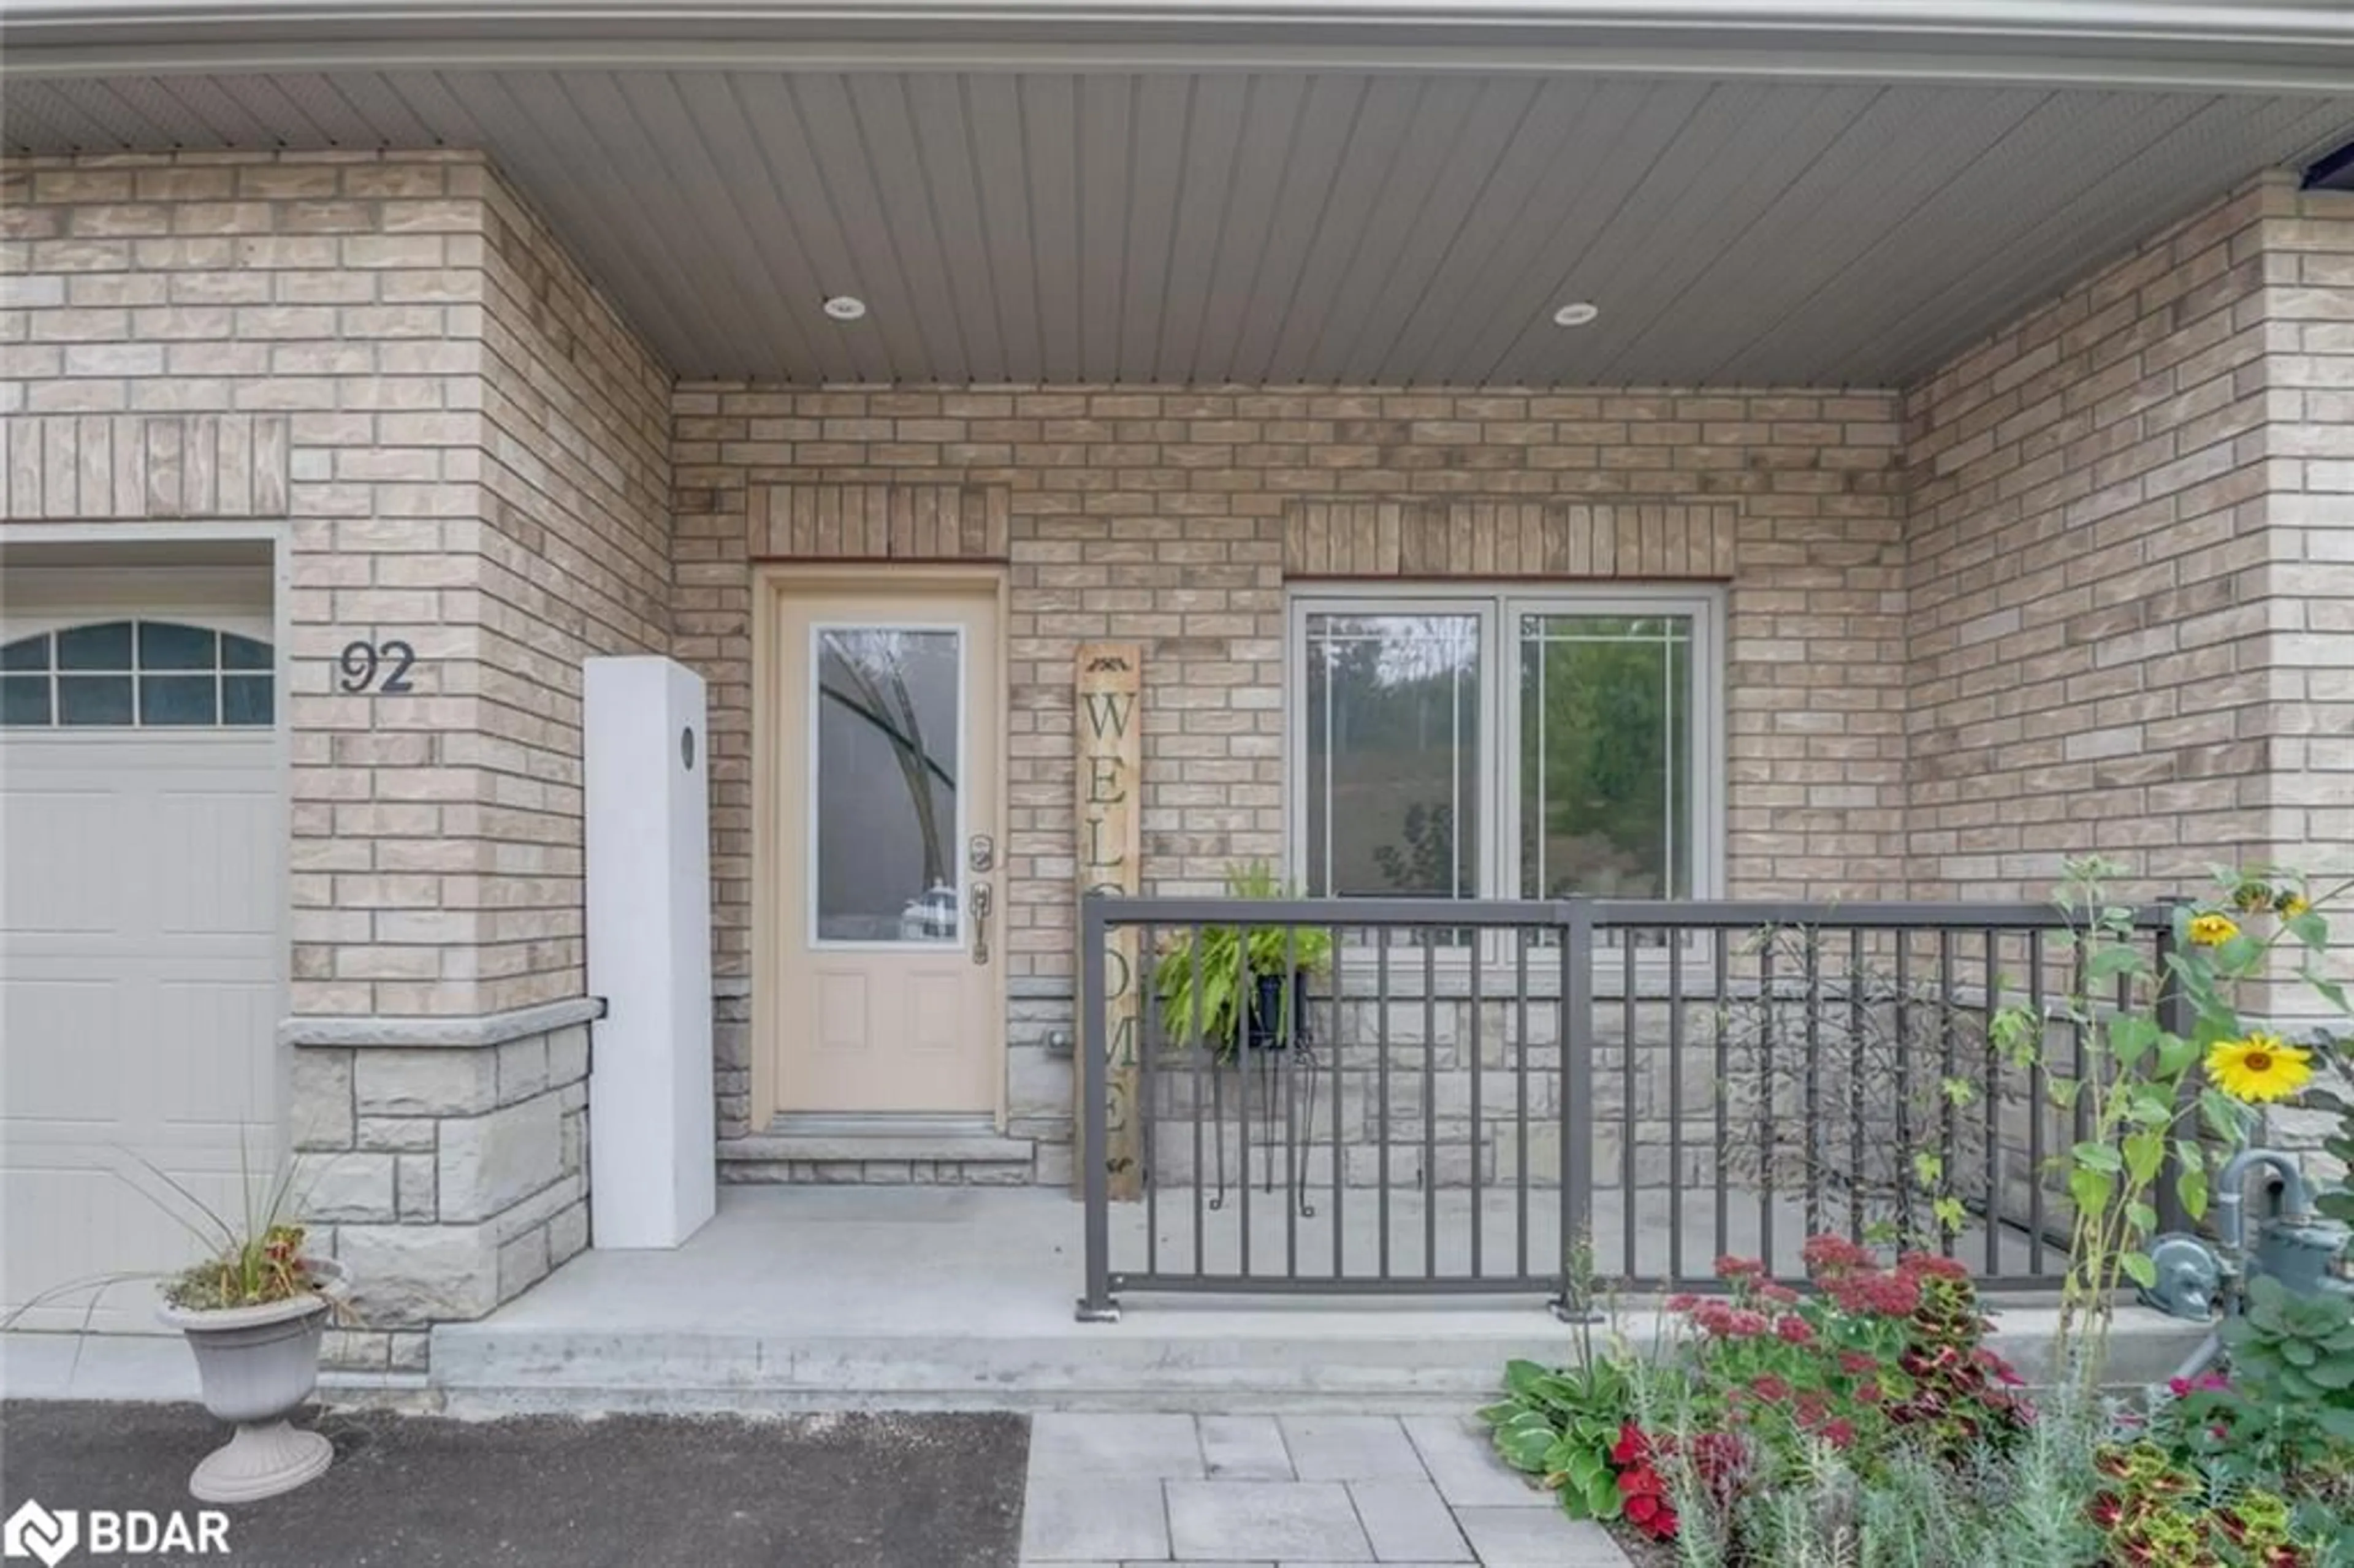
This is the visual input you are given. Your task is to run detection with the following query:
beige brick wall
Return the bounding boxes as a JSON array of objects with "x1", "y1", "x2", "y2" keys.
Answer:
[
  {"x1": 2252, "y1": 185, "x2": 2354, "y2": 904},
  {"x1": 1903, "y1": 181, "x2": 2282, "y2": 898},
  {"x1": 0, "y1": 150, "x2": 672, "y2": 1018},
  {"x1": 466, "y1": 172, "x2": 674, "y2": 1010},
  {"x1": 1905, "y1": 176, "x2": 2354, "y2": 907},
  {"x1": 672, "y1": 386, "x2": 1911, "y2": 999}
]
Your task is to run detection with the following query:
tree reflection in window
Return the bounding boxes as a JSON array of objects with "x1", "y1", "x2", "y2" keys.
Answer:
[{"x1": 814, "y1": 629, "x2": 960, "y2": 941}]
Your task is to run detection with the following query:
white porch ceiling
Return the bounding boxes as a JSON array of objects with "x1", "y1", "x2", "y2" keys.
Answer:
[{"x1": 7, "y1": 68, "x2": 2352, "y2": 387}]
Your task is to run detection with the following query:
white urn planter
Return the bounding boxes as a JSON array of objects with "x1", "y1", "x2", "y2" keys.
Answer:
[{"x1": 156, "y1": 1257, "x2": 349, "y2": 1504}]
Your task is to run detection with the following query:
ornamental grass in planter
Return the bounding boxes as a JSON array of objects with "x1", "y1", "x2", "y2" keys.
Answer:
[
  {"x1": 157, "y1": 1212, "x2": 350, "y2": 1505},
  {"x1": 5, "y1": 1151, "x2": 352, "y2": 1504}
]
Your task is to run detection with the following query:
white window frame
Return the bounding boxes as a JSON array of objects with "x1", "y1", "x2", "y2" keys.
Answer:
[{"x1": 1286, "y1": 582, "x2": 1726, "y2": 918}]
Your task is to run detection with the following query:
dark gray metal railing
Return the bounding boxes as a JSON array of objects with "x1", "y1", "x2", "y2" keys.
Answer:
[{"x1": 1076, "y1": 895, "x2": 2181, "y2": 1319}]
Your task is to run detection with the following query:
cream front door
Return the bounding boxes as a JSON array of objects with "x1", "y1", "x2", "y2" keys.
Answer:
[{"x1": 768, "y1": 577, "x2": 1003, "y2": 1116}]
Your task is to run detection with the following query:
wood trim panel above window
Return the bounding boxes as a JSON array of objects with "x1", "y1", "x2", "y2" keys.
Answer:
[
  {"x1": 1285, "y1": 498, "x2": 1735, "y2": 580},
  {"x1": 750, "y1": 484, "x2": 1010, "y2": 563},
  {"x1": 1, "y1": 415, "x2": 291, "y2": 522}
]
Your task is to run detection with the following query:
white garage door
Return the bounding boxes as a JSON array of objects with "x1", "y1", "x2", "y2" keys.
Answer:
[{"x1": 2, "y1": 612, "x2": 282, "y2": 1333}]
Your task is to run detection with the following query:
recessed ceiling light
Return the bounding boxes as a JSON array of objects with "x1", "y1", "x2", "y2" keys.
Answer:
[
  {"x1": 1552, "y1": 302, "x2": 1601, "y2": 328},
  {"x1": 823, "y1": 295, "x2": 867, "y2": 321}
]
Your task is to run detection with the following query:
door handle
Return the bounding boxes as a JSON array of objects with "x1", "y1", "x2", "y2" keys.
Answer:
[{"x1": 969, "y1": 880, "x2": 992, "y2": 965}]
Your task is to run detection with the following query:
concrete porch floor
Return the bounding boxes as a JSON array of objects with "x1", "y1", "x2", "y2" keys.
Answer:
[{"x1": 426, "y1": 1186, "x2": 2203, "y2": 1417}]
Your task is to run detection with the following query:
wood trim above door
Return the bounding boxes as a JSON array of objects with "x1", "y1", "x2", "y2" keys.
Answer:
[{"x1": 750, "y1": 484, "x2": 1010, "y2": 561}]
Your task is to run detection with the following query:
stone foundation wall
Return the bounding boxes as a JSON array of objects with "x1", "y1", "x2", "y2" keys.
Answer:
[{"x1": 291, "y1": 1013, "x2": 592, "y2": 1374}]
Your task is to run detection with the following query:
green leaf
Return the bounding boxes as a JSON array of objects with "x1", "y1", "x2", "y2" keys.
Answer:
[
  {"x1": 2200, "y1": 1088, "x2": 2257, "y2": 1142},
  {"x1": 1503, "y1": 1360, "x2": 1550, "y2": 1399},
  {"x1": 2155, "y1": 1032, "x2": 2202, "y2": 1077},
  {"x1": 2070, "y1": 1165, "x2": 2116, "y2": 1217},
  {"x1": 2073, "y1": 1141, "x2": 2124, "y2": 1174},
  {"x1": 1493, "y1": 1415, "x2": 1558, "y2": 1472},
  {"x1": 1940, "y1": 1076, "x2": 1978, "y2": 1108},
  {"x1": 2174, "y1": 1163, "x2": 2209, "y2": 1222},
  {"x1": 1913, "y1": 1152, "x2": 1943, "y2": 1187},
  {"x1": 2087, "y1": 943, "x2": 2144, "y2": 983},
  {"x1": 2123, "y1": 1129, "x2": 2165, "y2": 1186},
  {"x1": 2304, "y1": 1357, "x2": 2354, "y2": 1390},
  {"x1": 2287, "y1": 910, "x2": 2329, "y2": 952},
  {"x1": 2303, "y1": 970, "x2": 2352, "y2": 1016},
  {"x1": 2214, "y1": 933, "x2": 2263, "y2": 973},
  {"x1": 2126, "y1": 1201, "x2": 2159, "y2": 1234},
  {"x1": 1560, "y1": 1447, "x2": 1608, "y2": 1487},
  {"x1": 2119, "y1": 1251, "x2": 2158, "y2": 1290},
  {"x1": 2108, "y1": 1015, "x2": 2160, "y2": 1067},
  {"x1": 1933, "y1": 1196, "x2": 1966, "y2": 1233},
  {"x1": 2050, "y1": 1078, "x2": 2082, "y2": 1109}
]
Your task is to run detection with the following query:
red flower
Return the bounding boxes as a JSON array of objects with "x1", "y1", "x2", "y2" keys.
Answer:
[
  {"x1": 1610, "y1": 1423, "x2": 1651, "y2": 1466},
  {"x1": 1621, "y1": 1485, "x2": 1678, "y2": 1539},
  {"x1": 1748, "y1": 1374, "x2": 1791, "y2": 1402},
  {"x1": 1689, "y1": 1300, "x2": 1770, "y2": 1339},
  {"x1": 1976, "y1": 1349, "x2": 2027, "y2": 1387},
  {"x1": 1716, "y1": 1254, "x2": 1765, "y2": 1281},
  {"x1": 1821, "y1": 1419, "x2": 1856, "y2": 1448},
  {"x1": 1759, "y1": 1281, "x2": 1800, "y2": 1305},
  {"x1": 1838, "y1": 1350, "x2": 1878, "y2": 1376},
  {"x1": 1800, "y1": 1235, "x2": 1873, "y2": 1277},
  {"x1": 1897, "y1": 1250, "x2": 1968, "y2": 1282},
  {"x1": 1664, "y1": 1293, "x2": 1699, "y2": 1313},
  {"x1": 1829, "y1": 1269, "x2": 1921, "y2": 1317},
  {"x1": 1774, "y1": 1314, "x2": 1813, "y2": 1345}
]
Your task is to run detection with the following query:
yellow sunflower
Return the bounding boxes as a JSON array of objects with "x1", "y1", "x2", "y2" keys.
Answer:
[
  {"x1": 2204, "y1": 1033, "x2": 2313, "y2": 1104},
  {"x1": 2276, "y1": 891, "x2": 2311, "y2": 918},
  {"x1": 2187, "y1": 912, "x2": 2239, "y2": 947}
]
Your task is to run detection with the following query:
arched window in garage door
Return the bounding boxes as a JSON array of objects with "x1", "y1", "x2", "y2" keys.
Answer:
[{"x1": 0, "y1": 620, "x2": 273, "y2": 728}]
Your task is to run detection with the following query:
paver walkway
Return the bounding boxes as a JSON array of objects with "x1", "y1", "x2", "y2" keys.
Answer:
[{"x1": 1018, "y1": 1412, "x2": 1632, "y2": 1567}]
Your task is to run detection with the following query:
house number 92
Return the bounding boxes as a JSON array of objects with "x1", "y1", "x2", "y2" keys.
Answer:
[{"x1": 337, "y1": 639, "x2": 417, "y2": 695}]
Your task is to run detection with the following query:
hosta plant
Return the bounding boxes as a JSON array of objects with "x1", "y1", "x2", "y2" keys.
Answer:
[{"x1": 1480, "y1": 1358, "x2": 1641, "y2": 1522}]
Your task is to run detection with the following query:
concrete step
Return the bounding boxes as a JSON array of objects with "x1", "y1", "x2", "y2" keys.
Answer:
[
  {"x1": 716, "y1": 1127, "x2": 1037, "y2": 1185},
  {"x1": 427, "y1": 1298, "x2": 2205, "y2": 1418},
  {"x1": 429, "y1": 1318, "x2": 1572, "y2": 1416},
  {"x1": 422, "y1": 1188, "x2": 2208, "y2": 1417}
]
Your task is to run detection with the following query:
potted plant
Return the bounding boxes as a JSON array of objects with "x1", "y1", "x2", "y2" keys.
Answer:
[
  {"x1": 158, "y1": 1212, "x2": 350, "y2": 1503},
  {"x1": 1154, "y1": 861, "x2": 1335, "y2": 1057},
  {"x1": 4, "y1": 1151, "x2": 351, "y2": 1503}
]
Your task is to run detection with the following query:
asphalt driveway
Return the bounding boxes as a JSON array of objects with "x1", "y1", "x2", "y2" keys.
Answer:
[{"x1": 0, "y1": 1402, "x2": 1028, "y2": 1568}]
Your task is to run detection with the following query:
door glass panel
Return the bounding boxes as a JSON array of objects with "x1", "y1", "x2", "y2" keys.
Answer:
[{"x1": 812, "y1": 626, "x2": 961, "y2": 944}]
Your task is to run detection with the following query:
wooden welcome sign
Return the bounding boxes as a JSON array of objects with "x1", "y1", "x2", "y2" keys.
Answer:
[{"x1": 1076, "y1": 643, "x2": 1143, "y2": 1200}]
